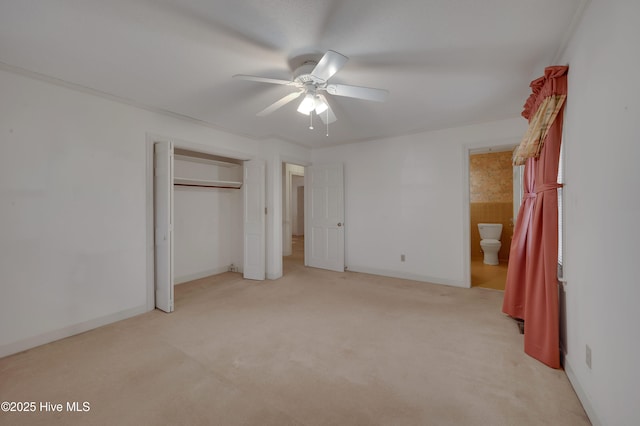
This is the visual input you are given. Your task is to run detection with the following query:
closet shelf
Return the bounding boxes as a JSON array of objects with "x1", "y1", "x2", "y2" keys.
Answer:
[{"x1": 174, "y1": 177, "x2": 242, "y2": 189}]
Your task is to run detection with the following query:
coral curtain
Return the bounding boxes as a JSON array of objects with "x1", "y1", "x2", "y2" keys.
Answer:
[{"x1": 503, "y1": 66, "x2": 568, "y2": 369}]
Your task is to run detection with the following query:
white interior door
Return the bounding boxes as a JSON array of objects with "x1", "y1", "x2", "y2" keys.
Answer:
[
  {"x1": 154, "y1": 141, "x2": 174, "y2": 312},
  {"x1": 243, "y1": 159, "x2": 266, "y2": 280},
  {"x1": 305, "y1": 163, "x2": 344, "y2": 272}
]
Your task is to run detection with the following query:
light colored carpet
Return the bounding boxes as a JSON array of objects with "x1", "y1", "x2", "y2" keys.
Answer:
[{"x1": 0, "y1": 250, "x2": 589, "y2": 425}]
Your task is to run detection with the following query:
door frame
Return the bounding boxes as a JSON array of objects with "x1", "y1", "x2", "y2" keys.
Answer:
[
  {"x1": 461, "y1": 139, "x2": 520, "y2": 289},
  {"x1": 277, "y1": 157, "x2": 311, "y2": 277}
]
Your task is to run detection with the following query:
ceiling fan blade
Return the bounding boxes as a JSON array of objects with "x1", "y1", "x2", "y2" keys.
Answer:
[
  {"x1": 311, "y1": 50, "x2": 349, "y2": 82},
  {"x1": 233, "y1": 74, "x2": 294, "y2": 86},
  {"x1": 326, "y1": 83, "x2": 389, "y2": 102},
  {"x1": 317, "y1": 94, "x2": 337, "y2": 124},
  {"x1": 257, "y1": 91, "x2": 303, "y2": 116}
]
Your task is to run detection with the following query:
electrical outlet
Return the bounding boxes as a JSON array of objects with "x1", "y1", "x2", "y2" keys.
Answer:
[
  {"x1": 400, "y1": 254, "x2": 405, "y2": 262},
  {"x1": 586, "y1": 344, "x2": 592, "y2": 369}
]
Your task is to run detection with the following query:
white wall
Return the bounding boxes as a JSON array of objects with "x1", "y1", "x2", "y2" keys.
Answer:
[
  {"x1": 559, "y1": 1, "x2": 640, "y2": 424},
  {"x1": 312, "y1": 118, "x2": 526, "y2": 286},
  {"x1": 173, "y1": 158, "x2": 243, "y2": 283},
  {"x1": 0, "y1": 68, "x2": 309, "y2": 357}
]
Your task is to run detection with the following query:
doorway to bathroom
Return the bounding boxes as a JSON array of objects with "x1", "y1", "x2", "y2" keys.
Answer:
[{"x1": 468, "y1": 146, "x2": 521, "y2": 290}]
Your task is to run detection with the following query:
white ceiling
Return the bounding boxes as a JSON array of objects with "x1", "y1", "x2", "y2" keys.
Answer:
[{"x1": 0, "y1": 0, "x2": 588, "y2": 148}]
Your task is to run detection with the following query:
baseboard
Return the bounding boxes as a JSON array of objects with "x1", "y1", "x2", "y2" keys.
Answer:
[
  {"x1": 267, "y1": 271, "x2": 282, "y2": 280},
  {"x1": 0, "y1": 304, "x2": 149, "y2": 359},
  {"x1": 564, "y1": 358, "x2": 601, "y2": 426},
  {"x1": 346, "y1": 265, "x2": 466, "y2": 288},
  {"x1": 175, "y1": 266, "x2": 233, "y2": 284}
]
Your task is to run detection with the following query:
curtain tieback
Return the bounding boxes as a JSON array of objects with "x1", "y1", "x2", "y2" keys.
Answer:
[
  {"x1": 523, "y1": 192, "x2": 537, "y2": 200},
  {"x1": 534, "y1": 183, "x2": 563, "y2": 193}
]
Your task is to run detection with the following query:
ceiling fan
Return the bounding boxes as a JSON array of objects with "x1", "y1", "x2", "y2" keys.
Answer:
[{"x1": 233, "y1": 50, "x2": 389, "y2": 129}]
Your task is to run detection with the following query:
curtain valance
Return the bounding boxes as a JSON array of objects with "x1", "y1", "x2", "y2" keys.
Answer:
[{"x1": 513, "y1": 66, "x2": 568, "y2": 165}]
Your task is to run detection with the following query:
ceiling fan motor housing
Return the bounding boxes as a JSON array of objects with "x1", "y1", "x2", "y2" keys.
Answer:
[{"x1": 293, "y1": 61, "x2": 321, "y2": 84}]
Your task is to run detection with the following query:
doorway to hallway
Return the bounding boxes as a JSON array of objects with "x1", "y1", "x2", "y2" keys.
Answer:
[
  {"x1": 281, "y1": 161, "x2": 345, "y2": 275},
  {"x1": 283, "y1": 163, "x2": 305, "y2": 271},
  {"x1": 284, "y1": 235, "x2": 305, "y2": 274}
]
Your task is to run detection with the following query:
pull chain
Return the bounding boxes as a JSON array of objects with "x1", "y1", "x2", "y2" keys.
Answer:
[
  {"x1": 309, "y1": 113, "x2": 314, "y2": 130},
  {"x1": 326, "y1": 109, "x2": 329, "y2": 136}
]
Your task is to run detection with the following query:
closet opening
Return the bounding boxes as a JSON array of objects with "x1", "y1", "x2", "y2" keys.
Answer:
[
  {"x1": 150, "y1": 140, "x2": 264, "y2": 313},
  {"x1": 172, "y1": 148, "x2": 244, "y2": 290}
]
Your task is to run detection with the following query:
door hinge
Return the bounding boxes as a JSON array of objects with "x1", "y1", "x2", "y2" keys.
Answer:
[{"x1": 265, "y1": 207, "x2": 268, "y2": 215}]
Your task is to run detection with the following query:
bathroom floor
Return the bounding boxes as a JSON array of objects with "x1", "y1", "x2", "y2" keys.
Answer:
[{"x1": 471, "y1": 258, "x2": 508, "y2": 290}]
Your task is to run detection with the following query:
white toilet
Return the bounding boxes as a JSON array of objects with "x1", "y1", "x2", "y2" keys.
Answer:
[{"x1": 478, "y1": 223, "x2": 503, "y2": 265}]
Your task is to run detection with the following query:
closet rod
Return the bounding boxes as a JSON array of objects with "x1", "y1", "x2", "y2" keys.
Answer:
[{"x1": 174, "y1": 183, "x2": 241, "y2": 189}]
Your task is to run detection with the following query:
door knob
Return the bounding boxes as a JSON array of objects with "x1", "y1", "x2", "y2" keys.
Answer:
[{"x1": 337, "y1": 222, "x2": 342, "y2": 227}]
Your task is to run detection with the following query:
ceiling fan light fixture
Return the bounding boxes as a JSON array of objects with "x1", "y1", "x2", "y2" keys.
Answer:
[
  {"x1": 314, "y1": 96, "x2": 328, "y2": 114},
  {"x1": 297, "y1": 93, "x2": 316, "y2": 115},
  {"x1": 235, "y1": 49, "x2": 388, "y2": 128}
]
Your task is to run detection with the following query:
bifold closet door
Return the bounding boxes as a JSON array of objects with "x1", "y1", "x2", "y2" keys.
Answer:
[
  {"x1": 243, "y1": 159, "x2": 266, "y2": 280},
  {"x1": 154, "y1": 141, "x2": 174, "y2": 312}
]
